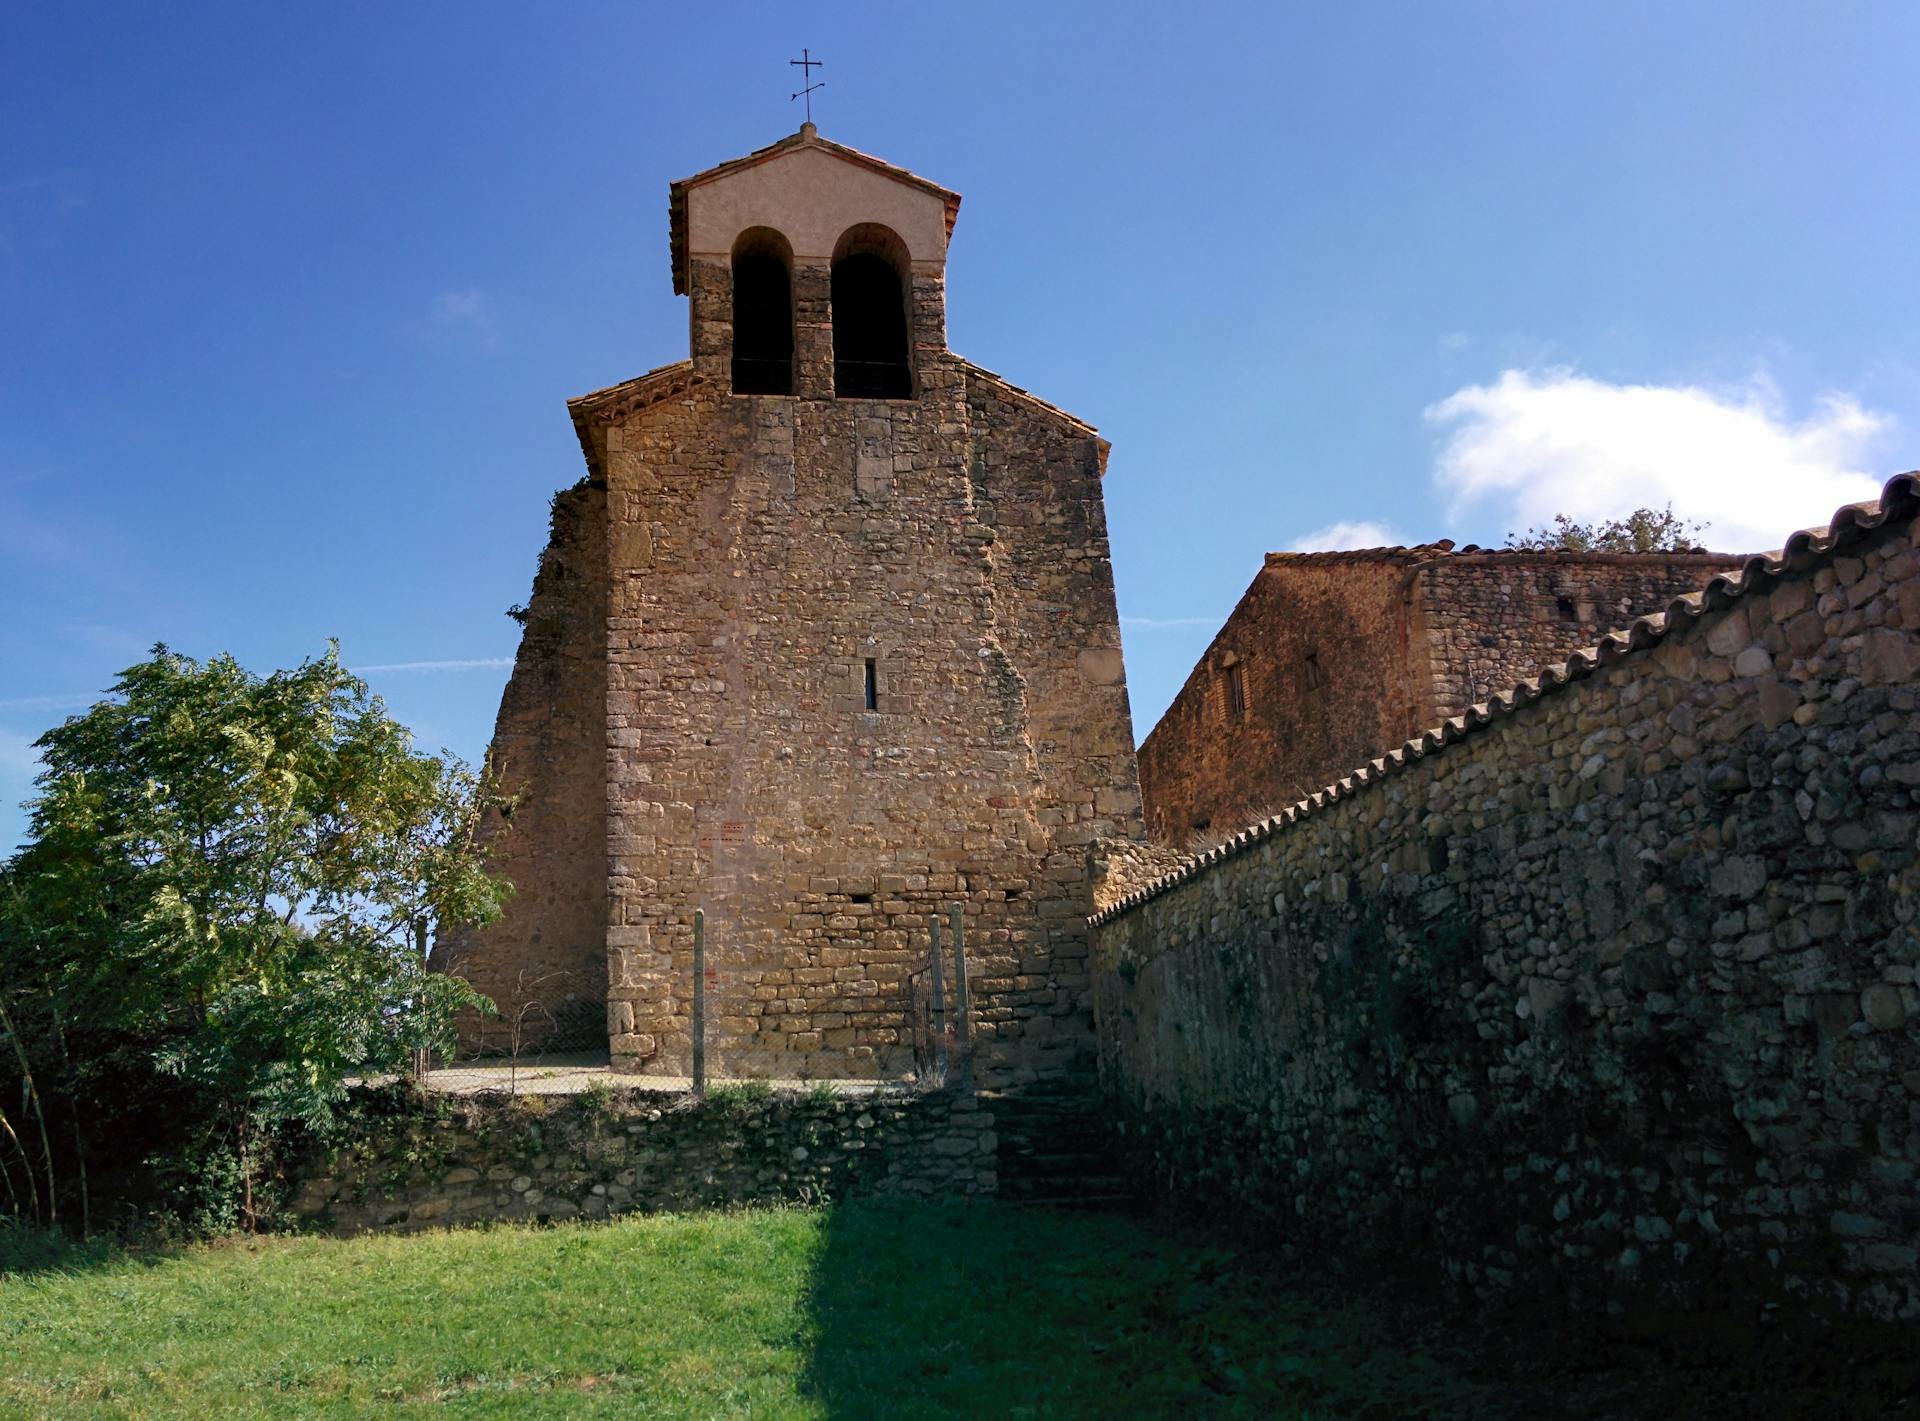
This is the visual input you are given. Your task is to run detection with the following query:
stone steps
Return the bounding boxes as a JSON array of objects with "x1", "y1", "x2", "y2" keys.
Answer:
[{"x1": 985, "y1": 1086, "x2": 1137, "y2": 1210}]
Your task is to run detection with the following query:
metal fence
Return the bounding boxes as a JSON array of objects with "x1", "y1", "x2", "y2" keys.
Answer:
[{"x1": 415, "y1": 905, "x2": 974, "y2": 1097}]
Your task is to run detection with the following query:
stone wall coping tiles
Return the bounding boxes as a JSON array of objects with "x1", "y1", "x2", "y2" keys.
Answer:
[{"x1": 1096, "y1": 472, "x2": 1920, "y2": 927}]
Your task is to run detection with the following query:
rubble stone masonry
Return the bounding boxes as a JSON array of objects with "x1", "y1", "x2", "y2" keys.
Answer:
[
  {"x1": 1093, "y1": 479, "x2": 1920, "y2": 1320},
  {"x1": 294, "y1": 1087, "x2": 996, "y2": 1234},
  {"x1": 1138, "y1": 547, "x2": 1741, "y2": 843},
  {"x1": 1412, "y1": 550, "x2": 1745, "y2": 721},
  {"x1": 432, "y1": 483, "x2": 609, "y2": 1046}
]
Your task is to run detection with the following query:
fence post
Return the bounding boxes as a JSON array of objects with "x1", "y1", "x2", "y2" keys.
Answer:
[
  {"x1": 950, "y1": 902, "x2": 970, "y2": 1083},
  {"x1": 929, "y1": 915, "x2": 947, "y2": 1082},
  {"x1": 412, "y1": 917, "x2": 432, "y2": 1083},
  {"x1": 692, "y1": 908, "x2": 706, "y2": 1097}
]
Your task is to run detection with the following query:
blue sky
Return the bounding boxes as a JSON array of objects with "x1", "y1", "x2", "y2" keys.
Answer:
[{"x1": 4, "y1": 2, "x2": 1918, "y2": 852}]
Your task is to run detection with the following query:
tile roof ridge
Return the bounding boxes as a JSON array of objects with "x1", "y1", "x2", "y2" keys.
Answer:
[
  {"x1": 1263, "y1": 542, "x2": 1455, "y2": 565},
  {"x1": 1262, "y1": 542, "x2": 1747, "y2": 567}
]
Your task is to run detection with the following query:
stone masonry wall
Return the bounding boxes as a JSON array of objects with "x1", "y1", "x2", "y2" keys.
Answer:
[
  {"x1": 432, "y1": 483, "x2": 609, "y2": 1047},
  {"x1": 1412, "y1": 552, "x2": 1743, "y2": 724},
  {"x1": 293, "y1": 1086, "x2": 995, "y2": 1234},
  {"x1": 575, "y1": 253, "x2": 1141, "y2": 1089},
  {"x1": 1093, "y1": 482, "x2": 1920, "y2": 1320},
  {"x1": 1137, "y1": 559, "x2": 1420, "y2": 844},
  {"x1": 1137, "y1": 549, "x2": 1738, "y2": 849}
]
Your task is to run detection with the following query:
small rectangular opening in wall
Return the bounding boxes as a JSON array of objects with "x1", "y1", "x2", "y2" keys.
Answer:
[
  {"x1": 863, "y1": 658, "x2": 878, "y2": 711},
  {"x1": 1225, "y1": 661, "x2": 1248, "y2": 718},
  {"x1": 850, "y1": 892, "x2": 873, "y2": 905},
  {"x1": 1303, "y1": 651, "x2": 1327, "y2": 690}
]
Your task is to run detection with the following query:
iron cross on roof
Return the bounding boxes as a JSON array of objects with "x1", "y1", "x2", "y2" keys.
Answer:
[{"x1": 790, "y1": 48, "x2": 824, "y2": 125}]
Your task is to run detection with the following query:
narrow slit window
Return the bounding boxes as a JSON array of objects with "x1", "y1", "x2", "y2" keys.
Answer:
[
  {"x1": 1224, "y1": 661, "x2": 1247, "y2": 719},
  {"x1": 1303, "y1": 651, "x2": 1327, "y2": 690},
  {"x1": 1556, "y1": 596, "x2": 1578, "y2": 622},
  {"x1": 863, "y1": 658, "x2": 878, "y2": 711}
]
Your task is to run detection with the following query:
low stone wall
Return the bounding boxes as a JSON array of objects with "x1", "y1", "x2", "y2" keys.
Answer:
[
  {"x1": 292, "y1": 1086, "x2": 995, "y2": 1234},
  {"x1": 1091, "y1": 480, "x2": 1920, "y2": 1321}
]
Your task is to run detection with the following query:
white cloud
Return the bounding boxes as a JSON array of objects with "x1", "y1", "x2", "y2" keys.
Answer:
[
  {"x1": 431, "y1": 288, "x2": 500, "y2": 349},
  {"x1": 1287, "y1": 520, "x2": 1408, "y2": 552},
  {"x1": 1425, "y1": 369, "x2": 1890, "y2": 553}
]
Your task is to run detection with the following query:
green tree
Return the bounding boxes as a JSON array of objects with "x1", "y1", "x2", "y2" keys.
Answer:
[
  {"x1": 0, "y1": 644, "x2": 507, "y2": 1230},
  {"x1": 1505, "y1": 504, "x2": 1710, "y2": 553}
]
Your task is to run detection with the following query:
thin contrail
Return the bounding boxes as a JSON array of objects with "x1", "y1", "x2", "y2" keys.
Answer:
[
  {"x1": 353, "y1": 658, "x2": 515, "y2": 674},
  {"x1": 0, "y1": 694, "x2": 94, "y2": 713}
]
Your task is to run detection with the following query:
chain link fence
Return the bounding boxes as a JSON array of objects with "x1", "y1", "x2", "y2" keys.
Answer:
[{"x1": 416, "y1": 905, "x2": 974, "y2": 1097}]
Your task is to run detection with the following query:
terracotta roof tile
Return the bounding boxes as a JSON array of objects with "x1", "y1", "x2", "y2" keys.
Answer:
[{"x1": 1093, "y1": 473, "x2": 1920, "y2": 927}]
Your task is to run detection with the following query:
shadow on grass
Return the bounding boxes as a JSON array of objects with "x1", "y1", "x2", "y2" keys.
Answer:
[
  {"x1": 797, "y1": 1198, "x2": 1515, "y2": 1420},
  {"x1": 799, "y1": 1199, "x2": 1920, "y2": 1421},
  {"x1": 0, "y1": 1219, "x2": 136, "y2": 1279}
]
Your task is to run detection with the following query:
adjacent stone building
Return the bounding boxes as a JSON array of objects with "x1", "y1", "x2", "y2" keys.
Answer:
[
  {"x1": 1136, "y1": 542, "x2": 1745, "y2": 842},
  {"x1": 435, "y1": 125, "x2": 1144, "y2": 1086}
]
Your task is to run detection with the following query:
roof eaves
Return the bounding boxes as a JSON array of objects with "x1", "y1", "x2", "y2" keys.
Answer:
[
  {"x1": 565, "y1": 360, "x2": 699, "y2": 480},
  {"x1": 959, "y1": 358, "x2": 1099, "y2": 437}
]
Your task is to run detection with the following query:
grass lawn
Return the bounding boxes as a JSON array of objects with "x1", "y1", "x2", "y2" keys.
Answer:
[{"x1": 0, "y1": 1200, "x2": 1908, "y2": 1420}]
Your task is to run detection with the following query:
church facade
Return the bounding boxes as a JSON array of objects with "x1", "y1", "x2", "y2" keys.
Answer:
[{"x1": 435, "y1": 127, "x2": 1145, "y2": 1086}]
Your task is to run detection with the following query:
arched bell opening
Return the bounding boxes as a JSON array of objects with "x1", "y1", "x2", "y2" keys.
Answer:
[
  {"x1": 831, "y1": 224, "x2": 912, "y2": 399},
  {"x1": 731, "y1": 227, "x2": 795, "y2": 395}
]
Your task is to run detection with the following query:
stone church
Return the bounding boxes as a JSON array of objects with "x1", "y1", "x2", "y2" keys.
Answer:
[{"x1": 434, "y1": 125, "x2": 1144, "y2": 1087}]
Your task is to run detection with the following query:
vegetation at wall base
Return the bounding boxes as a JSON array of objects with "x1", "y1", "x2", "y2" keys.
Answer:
[{"x1": 0, "y1": 644, "x2": 510, "y2": 1236}]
